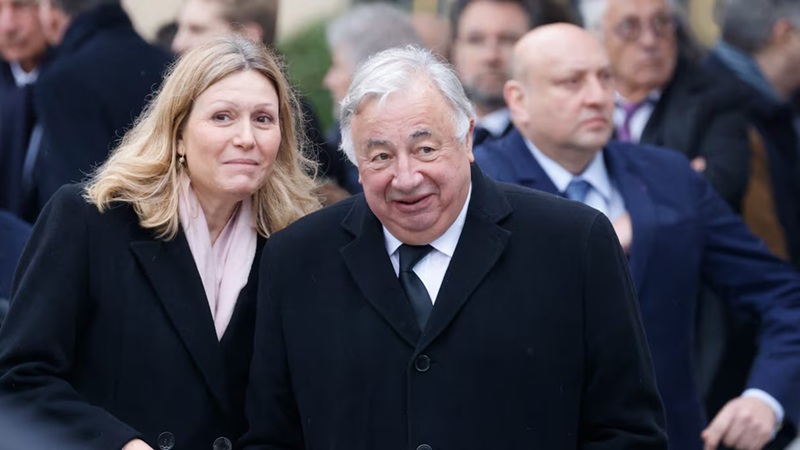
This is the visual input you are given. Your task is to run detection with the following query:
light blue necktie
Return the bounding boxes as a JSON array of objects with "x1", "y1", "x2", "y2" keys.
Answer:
[{"x1": 564, "y1": 178, "x2": 592, "y2": 203}]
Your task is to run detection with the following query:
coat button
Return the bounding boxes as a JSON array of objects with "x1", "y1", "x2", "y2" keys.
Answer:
[
  {"x1": 213, "y1": 436, "x2": 232, "y2": 450},
  {"x1": 416, "y1": 445, "x2": 433, "y2": 450},
  {"x1": 157, "y1": 432, "x2": 175, "y2": 450},
  {"x1": 415, "y1": 354, "x2": 431, "y2": 372}
]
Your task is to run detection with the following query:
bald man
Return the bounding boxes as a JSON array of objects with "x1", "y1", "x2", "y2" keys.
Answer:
[{"x1": 475, "y1": 24, "x2": 800, "y2": 450}]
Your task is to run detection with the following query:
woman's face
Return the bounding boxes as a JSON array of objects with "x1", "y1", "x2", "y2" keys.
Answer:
[{"x1": 179, "y1": 69, "x2": 282, "y2": 209}]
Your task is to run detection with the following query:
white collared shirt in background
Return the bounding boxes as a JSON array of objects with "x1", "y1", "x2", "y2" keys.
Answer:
[
  {"x1": 475, "y1": 107, "x2": 511, "y2": 139},
  {"x1": 525, "y1": 139, "x2": 626, "y2": 221},
  {"x1": 613, "y1": 90, "x2": 661, "y2": 143},
  {"x1": 10, "y1": 63, "x2": 38, "y2": 87}
]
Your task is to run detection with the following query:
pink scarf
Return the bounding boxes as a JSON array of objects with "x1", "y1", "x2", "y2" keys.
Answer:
[{"x1": 178, "y1": 179, "x2": 257, "y2": 340}]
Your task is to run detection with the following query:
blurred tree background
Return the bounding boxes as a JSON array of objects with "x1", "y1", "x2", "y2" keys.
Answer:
[{"x1": 278, "y1": 20, "x2": 335, "y2": 131}]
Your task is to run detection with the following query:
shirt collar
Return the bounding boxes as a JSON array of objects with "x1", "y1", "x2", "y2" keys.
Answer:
[
  {"x1": 524, "y1": 139, "x2": 612, "y2": 201},
  {"x1": 9, "y1": 62, "x2": 38, "y2": 87},
  {"x1": 614, "y1": 90, "x2": 661, "y2": 108},
  {"x1": 384, "y1": 183, "x2": 472, "y2": 258},
  {"x1": 475, "y1": 108, "x2": 511, "y2": 137}
]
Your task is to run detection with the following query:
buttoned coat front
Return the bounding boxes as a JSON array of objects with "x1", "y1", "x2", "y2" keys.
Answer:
[
  {"x1": 240, "y1": 166, "x2": 667, "y2": 450},
  {"x1": 0, "y1": 185, "x2": 263, "y2": 450}
]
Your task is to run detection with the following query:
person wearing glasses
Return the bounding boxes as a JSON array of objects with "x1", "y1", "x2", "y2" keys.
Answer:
[
  {"x1": 474, "y1": 23, "x2": 800, "y2": 450},
  {"x1": 577, "y1": 0, "x2": 751, "y2": 213}
]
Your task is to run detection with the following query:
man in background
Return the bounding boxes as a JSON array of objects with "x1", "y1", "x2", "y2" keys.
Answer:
[
  {"x1": 0, "y1": 0, "x2": 48, "y2": 220},
  {"x1": 450, "y1": 0, "x2": 575, "y2": 147},
  {"x1": 707, "y1": 0, "x2": 800, "y2": 268},
  {"x1": 28, "y1": 0, "x2": 170, "y2": 214},
  {"x1": 475, "y1": 23, "x2": 800, "y2": 450},
  {"x1": 321, "y1": 2, "x2": 423, "y2": 195},
  {"x1": 577, "y1": 0, "x2": 751, "y2": 211},
  {"x1": 171, "y1": 0, "x2": 277, "y2": 55}
]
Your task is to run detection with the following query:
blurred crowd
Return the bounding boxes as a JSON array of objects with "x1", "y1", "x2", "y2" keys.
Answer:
[{"x1": 3, "y1": 0, "x2": 800, "y2": 449}]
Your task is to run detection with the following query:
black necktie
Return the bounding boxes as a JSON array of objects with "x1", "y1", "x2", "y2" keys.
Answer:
[{"x1": 399, "y1": 244, "x2": 434, "y2": 330}]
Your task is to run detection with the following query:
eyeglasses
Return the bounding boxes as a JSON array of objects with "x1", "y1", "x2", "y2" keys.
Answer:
[{"x1": 612, "y1": 14, "x2": 675, "y2": 42}]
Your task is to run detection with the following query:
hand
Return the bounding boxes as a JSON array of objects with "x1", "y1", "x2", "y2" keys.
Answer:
[
  {"x1": 701, "y1": 396, "x2": 777, "y2": 450},
  {"x1": 122, "y1": 439, "x2": 154, "y2": 450},
  {"x1": 612, "y1": 213, "x2": 632, "y2": 254},
  {"x1": 691, "y1": 156, "x2": 707, "y2": 173}
]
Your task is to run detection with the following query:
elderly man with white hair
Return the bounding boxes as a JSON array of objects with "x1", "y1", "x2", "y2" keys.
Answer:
[
  {"x1": 239, "y1": 45, "x2": 668, "y2": 450},
  {"x1": 577, "y1": 0, "x2": 751, "y2": 212},
  {"x1": 320, "y1": 3, "x2": 424, "y2": 196}
]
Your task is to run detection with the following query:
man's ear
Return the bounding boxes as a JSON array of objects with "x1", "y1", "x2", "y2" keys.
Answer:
[
  {"x1": 504, "y1": 80, "x2": 528, "y2": 126},
  {"x1": 771, "y1": 18, "x2": 795, "y2": 46},
  {"x1": 239, "y1": 22, "x2": 265, "y2": 45}
]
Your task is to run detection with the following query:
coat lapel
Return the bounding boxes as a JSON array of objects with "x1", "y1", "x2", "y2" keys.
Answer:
[
  {"x1": 417, "y1": 166, "x2": 511, "y2": 351},
  {"x1": 641, "y1": 60, "x2": 701, "y2": 155},
  {"x1": 129, "y1": 232, "x2": 229, "y2": 413},
  {"x1": 502, "y1": 130, "x2": 561, "y2": 195},
  {"x1": 340, "y1": 199, "x2": 421, "y2": 347},
  {"x1": 604, "y1": 144, "x2": 656, "y2": 293}
]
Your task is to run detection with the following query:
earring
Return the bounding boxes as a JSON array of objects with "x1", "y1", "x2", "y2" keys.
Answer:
[{"x1": 178, "y1": 155, "x2": 185, "y2": 165}]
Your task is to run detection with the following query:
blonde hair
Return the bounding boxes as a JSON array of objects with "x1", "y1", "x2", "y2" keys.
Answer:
[{"x1": 85, "y1": 35, "x2": 320, "y2": 239}]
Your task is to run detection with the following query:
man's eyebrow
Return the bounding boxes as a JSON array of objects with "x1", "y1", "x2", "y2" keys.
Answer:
[
  {"x1": 409, "y1": 129, "x2": 433, "y2": 140},
  {"x1": 365, "y1": 138, "x2": 392, "y2": 149}
]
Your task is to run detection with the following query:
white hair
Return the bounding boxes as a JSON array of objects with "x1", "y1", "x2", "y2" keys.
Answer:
[
  {"x1": 577, "y1": 0, "x2": 679, "y2": 34},
  {"x1": 338, "y1": 46, "x2": 473, "y2": 165},
  {"x1": 326, "y1": 3, "x2": 423, "y2": 69}
]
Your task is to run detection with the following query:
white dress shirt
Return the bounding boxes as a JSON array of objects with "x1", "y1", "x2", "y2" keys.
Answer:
[
  {"x1": 525, "y1": 138, "x2": 785, "y2": 429},
  {"x1": 475, "y1": 107, "x2": 511, "y2": 139},
  {"x1": 383, "y1": 185, "x2": 472, "y2": 304},
  {"x1": 613, "y1": 91, "x2": 661, "y2": 143},
  {"x1": 525, "y1": 139, "x2": 626, "y2": 221},
  {"x1": 9, "y1": 62, "x2": 38, "y2": 87}
]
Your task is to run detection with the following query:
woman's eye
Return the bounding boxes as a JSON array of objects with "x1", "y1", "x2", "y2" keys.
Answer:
[
  {"x1": 255, "y1": 115, "x2": 273, "y2": 124},
  {"x1": 213, "y1": 113, "x2": 231, "y2": 121}
]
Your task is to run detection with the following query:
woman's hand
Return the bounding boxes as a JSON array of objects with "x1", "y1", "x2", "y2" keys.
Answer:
[{"x1": 122, "y1": 439, "x2": 154, "y2": 450}]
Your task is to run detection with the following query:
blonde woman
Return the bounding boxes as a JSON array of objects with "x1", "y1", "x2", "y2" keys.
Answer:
[{"x1": 0, "y1": 35, "x2": 319, "y2": 450}]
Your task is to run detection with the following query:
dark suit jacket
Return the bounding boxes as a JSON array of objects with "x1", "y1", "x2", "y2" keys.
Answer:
[
  {"x1": 0, "y1": 62, "x2": 36, "y2": 218},
  {"x1": 0, "y1": 210, "x2": 30, "y2": 321},
  {"x1": 474, "y1": 130, "x2": 800, "y2": 450},
  {"x1": 0, "y1": 185, "x2": 263, "y2": 449},
  {"x1": 241, "y1": 165, "x2": 667, "y2": 449},
  {"x1": 640, "y1": 57, "x2": 751, "y2": 211},
  {"x1": 30, "y1": 4, "x2": 171, "y2": 214}
]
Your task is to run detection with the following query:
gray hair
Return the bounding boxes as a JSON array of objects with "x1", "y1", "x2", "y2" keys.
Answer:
[
  {"x1": 326, "y1": 3, "x2": 424, "y2": 70},
  {"x1": 339, "y1": 46, "x2": 473, "y2": 165},
  {"x1": 577, "y1": 0, "x2": 680, "y2": 33},
  {"x1": 719, "y1": 0, "x2": 800, "y2": 54},
  {"x1": 577, "y1": 0, "x2": 609, "y2": 32}
]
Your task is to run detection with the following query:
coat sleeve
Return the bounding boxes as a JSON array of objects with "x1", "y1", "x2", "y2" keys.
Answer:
[
  {"x1": 695, "y1": 104, "x2": 750, "y2": 211},
  {"x1": 0, "y1": 185, "x2": 141, "y2": 449},
  {"x1": 695, "y1": 170, "x2": 800, "y2": 422},
  {"x1": 238, "y1": 241, "x2": 305, "y2": 450},
  {"x1": 579, "y1": 213, "x2": 668, "y2": 449}
]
